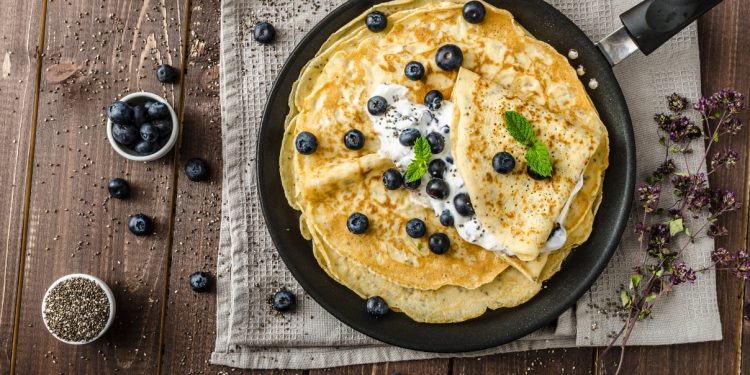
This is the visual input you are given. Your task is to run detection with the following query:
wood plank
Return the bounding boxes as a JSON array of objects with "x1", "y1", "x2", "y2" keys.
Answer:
[
  {"x1": 12, "y1": 0, "x2": 185, "y2": 373},
  {"x1": 0, "y1": 0, "x2": 43, "y2": 372},
  {"x1": 309, "y1": 359, "x2": 450, "y2": 375},
  {"x1": 453, "y1": 349, "x2": 593, "y2": 375},
  {"x1": 596, "y1": 1, "x2": 749, "y2": 374}
]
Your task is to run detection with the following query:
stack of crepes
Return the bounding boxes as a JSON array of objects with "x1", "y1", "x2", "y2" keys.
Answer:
[{"x1": 279, "y1": 0, "x2": 609, "y2": 323}]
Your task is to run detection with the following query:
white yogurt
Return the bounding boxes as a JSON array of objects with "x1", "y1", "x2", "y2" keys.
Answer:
[{"x1": 367, "y1": 84, "x2": 581, "y2": 255}]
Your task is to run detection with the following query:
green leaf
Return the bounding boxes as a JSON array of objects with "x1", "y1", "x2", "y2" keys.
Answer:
[
  {"x1": 712, "y1": 131, "x2": 719, "y2": 142},
  {"x1": 668, "y1": 218, "x2": 684, "y2": 236},
  {"x1": 503, "y1": 111, "x2": 536, "y2": 146},
  {"x1": 525, "y1": 141, "x2": 553, "y2": 177},
  {"x1": 673, "y1": 172, "x2": 689, "y2": 177},
  {"x1": 404, "y1": 160, "x2": 427, "y2": 182},
  {"x1": 403, "y1": 136, "x2": 431, "y2": 183},
  {"x1": 413, "y1": 136, "x2": 432, "y2": 162},
  {"x1": 645, "y1": 293, "x2": 657, "y2": 303},
  {"x1": 629, "y1": 274, "x2": 642, "y2": 290},
  {"x1": 619, "y1": 290, "x2": 632, "y2": 309}
]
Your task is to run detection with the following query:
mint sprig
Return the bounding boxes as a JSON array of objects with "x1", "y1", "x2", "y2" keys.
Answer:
[
  {"x1": 404, "y1": 136, "x2": 432, "y2": 182},
  {"x1": 503, "y1": 111, "x2": 553, "y2": 177}
]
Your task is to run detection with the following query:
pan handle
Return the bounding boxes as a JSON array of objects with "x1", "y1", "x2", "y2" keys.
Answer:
[{"x1": 620, "y1": 0, "x2": 723, "y2": 55}]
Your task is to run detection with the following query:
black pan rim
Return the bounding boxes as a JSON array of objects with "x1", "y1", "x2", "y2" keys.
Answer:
[{"x1": 257, "y1": 0, "x2": 635, "y2": 353}]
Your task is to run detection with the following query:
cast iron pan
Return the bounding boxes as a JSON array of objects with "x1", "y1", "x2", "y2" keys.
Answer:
[{"x1": 257, "y1": 0, "x2": 719, "y2": 352}]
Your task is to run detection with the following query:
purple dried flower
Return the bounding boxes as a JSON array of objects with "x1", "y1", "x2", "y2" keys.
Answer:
[
  {"x1": 667, "y1": 93, "x2": 689, "y2": 113},
  {"x1": 647, "y1": 223, "x2": 671, "y2": 258},
  {"x1": 713, "y1": 88, "x2": 746, "y2": 114},
  {"x1": 708, "y1": 224, "x2": 729, "y2": 238},
  {"x1": 724, "y1": 117, "x2": 744, "y2": 135},
  {"x1": 650, "y1": 159, "x2": 676, "y2": 183},
  {"x1": 670, "y1": 262, "x2": 697, "y2": 285},
  {"x1": 638, "y1": 184, "x2": 661, "y2": 213},
  {"x1": 711, "y1": 247, "x2": 733, "y2": 266},
  {"x1": 711, "y1": 148, "x2": 739, "y2": 170},
  {"x1": 693, "y1": 95, "x2": 718, "y2": 114},
  {"x1": 733, "y1": 250, "x2": 750, "y2": 280},
  {"x1": 634, "y1": 222, "x2": 646, "y2": 235},
  {"x1": 656, "y1": 114, "x2": 702, "y2": 143},
  {"x1": 708, "y1": 189, "x2": 740, "y2": 215}
]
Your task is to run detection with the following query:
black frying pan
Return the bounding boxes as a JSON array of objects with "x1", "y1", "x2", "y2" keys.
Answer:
[{"x1": 256, "y1": 0, "x2": 721, "y2": 352}]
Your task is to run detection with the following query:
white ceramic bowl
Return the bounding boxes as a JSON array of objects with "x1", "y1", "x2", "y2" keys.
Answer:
[
  {"x1": 106, "y1": 91, "x2": 179, "y2": 162},
  {"x1": 41, "y1": 273, "x2": 117, "y2": 345}
]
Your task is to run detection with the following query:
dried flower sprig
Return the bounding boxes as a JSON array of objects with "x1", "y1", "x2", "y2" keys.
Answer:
[{"x1": 600, "y1": 89, "x2": 746, "y2": 374}]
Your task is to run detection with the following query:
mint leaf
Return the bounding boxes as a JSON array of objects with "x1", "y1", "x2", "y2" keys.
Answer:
[
  {"x1": 413, "y1": 136, "x2": 432, "y2": 161},
  {"x1": 404, "y1": 160, "x2": 427, "y2": 182},
  {"x1": 525, "y1": 140, "x2": 553, "y2": 177},
  {"x1": 504, "y1": 111, "x2": 536, "y2": 146},
  {"x1": 404, "y1": 136, "x2": 432, "y2": 182}
]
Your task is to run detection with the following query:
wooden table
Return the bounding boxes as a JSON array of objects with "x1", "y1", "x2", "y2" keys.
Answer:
[{"x1": 0, "y1": 0, "x2": 747, "y2": 374}]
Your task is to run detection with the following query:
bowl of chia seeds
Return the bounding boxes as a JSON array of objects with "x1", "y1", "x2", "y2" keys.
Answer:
[{"x1": 41, "y1": 274, "x2": 116, "y2": 345}]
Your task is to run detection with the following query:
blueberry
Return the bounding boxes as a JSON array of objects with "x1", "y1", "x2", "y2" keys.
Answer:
[
  {"x1": 272, "y1": 289, "x2": 296, "y2": 312},
  {"x1": 365, "y1": 11, "x2": 387, "y2": 32},
  {"x1": 144, "y1": 101, "x2": 155, "y2": 110},
  {"x1": 527, "y1": 165, "x2": 549, "y2": 180},
  {"x1": 132, "y1": 104, "x2": 148, "y2": 125},
  {"x1": 347, "y1": 212, "x2": 369, "y2": 234},
  {"x1": 463, "y1": 1, "x2": 486, "y2": 23},
  {"x1": 112, "y1": 123, "x2": 139, "y2": 145},
  {"x1": 492, "y1": 152, "x2": 516, "y2": 174},
  {"x1": 344, "y1": 129, "x2": 365, "y2": 150},
  {"x1": 424, "y1": 90, "x2": 443, "y2": 110},
  {"x1": 428, "y1": 159, "x2": 446, "y2": 178},
  {"x1": 108, "y1": 178, "x2": 130, "y2": 199},
  {"x1": 404, "y1": 61, "x2": 425, "y2": 81},
  {"x1": 185, "y1": 158, "x2": 209, "y2": 181},
  {"x1": 188, "y1": 271, "x2": 210, "y2": 292},
  {"x1": 404, "y1": 177, "x2": 421, "y2": 190},
  {"x1": 147, "y1": 101, "x2": 170, "y2": 119},
  {"x1": 134, "y1": 140, "x2": 154, "y2": 154},
  {"x1": 439, "y1": 209, "x2": 454, "y2": 227},
  {"x1": 428, "y1": 233, "x2": 450, "y2": 254},
  {"x1": 108, "y1": 101, "x2": 134, "y2": 124},
  {"x1": 366, "y1": 296, "x2": 389, "y2": 318},
  {"x1": 426, "y1": 132, "x2": 445, "y2": 154},
  {"x1": 156, "y1": 64, "x2": 179, "y2": 83},
  {"x1": 128, "y1": 213, "x2": 153, "y2": 236},
  {"x1": 367, "y1": 96, "x2": 388, "y2": 115},
  {"x1": 426, "y1": 178, "x2": 450, "y2": 200},
  {"x1": 435, "y1": 44, "x2": 463, "y2": 71},
  {"x1": 405, "y1": 218, "x2": 427, "y2": 238},
  {"x1": 382, "y1": 168, "x2": 404, "y2": 190},
  {"x1": 152, "y1": 119, "x2": 173, "y2": 138},
  {"x1": 295, "y1": 131, "x2": 318, "y2": 154},
  {"x1": 454, "y1": 193, "x2": 475, "y2": 216},
  {"x1": 399, "y1": 128, "x2": 421, "y2": 147},
  {"x1": 253, "y1": 21, "x2": 276, "y2": 44},
  {"x1": 140, "y1": 123, "x2": 159, "y2": 143}
]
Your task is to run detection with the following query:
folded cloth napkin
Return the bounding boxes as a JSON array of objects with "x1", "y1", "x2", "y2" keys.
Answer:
[{"x1": 212, "y1": 0, "x2": 722, "y2": 369}]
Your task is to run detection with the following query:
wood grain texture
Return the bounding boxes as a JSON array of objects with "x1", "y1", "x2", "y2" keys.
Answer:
[
  {"x1": 309, "y1": 359, "x2": 450, "y2": 375},
  {"x1": 0, "y1": 0, "x2": 43, "y2": 372},
  {"x1": 12, "y1": 0, "x2": 184, "y2": 373},
  {"x1": 454, "y1": 349, "x2": 593, "y2": 375},
  {"x1": 596, "y1": 1, "x2": 749, "y2": 374}
]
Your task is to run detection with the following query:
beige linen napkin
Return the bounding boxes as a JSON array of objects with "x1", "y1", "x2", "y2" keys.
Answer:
[{"x1": 212, "y1": 0, "x2": 722, "y2": 369}]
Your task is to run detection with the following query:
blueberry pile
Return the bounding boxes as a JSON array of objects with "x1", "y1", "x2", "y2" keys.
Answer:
[{"x1": 109, "y1": 99, "x2": 172, "y2": 156}]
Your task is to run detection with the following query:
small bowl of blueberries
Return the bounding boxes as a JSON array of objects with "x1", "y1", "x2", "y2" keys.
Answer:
[{"x1": 106, "y1": 91, "x2": 178, "y2": 162}]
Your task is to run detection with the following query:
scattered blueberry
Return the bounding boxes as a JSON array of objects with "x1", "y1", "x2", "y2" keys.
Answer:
[
  {"x1": 152, "y1": 119, "x2": 173, "y2": 138},
  {"x1": 366, "y1": 296, "x2": 389, "y2": 318},
  {"x1": 132, "y1": 104, "x2": 148, "y2": 125},
  {"x1": 134, "y1": 140, "x2": 154, "y2": 154},
  {"x1": 426, "y1": 178, "x2": 450, "y2": 200},
  {"x1": 347, "y1": 212, "x2": 369, "y2": 234},
  {"x1": 527, "y1": 165, "x2": 549, "y2": 180},
  {"x1": 147, "y1": 101, "x2": 170, "y2": 119},
  {"x1": 108, "y1": 101, "x2": 133, "y2": 124},
  {"x1": 426, "y1": 132, "x2": 445, "y2": 154},
  {"x1": 295, "y1": 131, "x2": 318, "y2": 154},
  {"x1": 492, "y1": 152, "x2": 516, "y2": 174},
  {"x1": 404, "y1": 61, "x2": 425, "y2": 81},
  {"x1": 405, "y1": 218, "x2": 427, "y2": 238},
  {"x1": 428, "y1": 233, "x2": 450, "y2": 254},
  {"x1": 254, "y1": 21, "x2": 276, "y2": 44},
  {"x1": 382, "y1": 168, "x2": 404, "y2": 190},
  {"x1": 424, "y1": 90, "x2": 443, "y2": 110},
  {"x1": 188, "y1": 271, "x2": 210, "y2": 292},
  {"x1": 367, "y1": 96, "x2": 388, "y2": 115},
  {"x1": 435, "y1": 44, "x2": 463, "y2": 71},
  {"x1": 112, "y1": 123, "x2": 139, "y2": 145},
  {"x1": 272, "y1": 289, "x2": 296, "y2": 312},
  {"x1": 185, "y1": 158, "x2": 209, "y2": 181},
  {"x1": 463, "y1": 1, "x2": 486, "y2": 23},
  {"x1": 404, "y1": 177, "x2": 421, "y2": 190},
  {"x1": 156, "y1": 64, "x2": 179, "y2": 83},
  {"x1": 399, "y1": 128, "x2": 421, "y2": 147},
  {"x1": 128, "y1": 213, "x2": 153, "y2": 236},
  {"x1": 344, "y1": 129, "x2": 365, "y2": 150},
  {"x1": 139, "y1": 123, "x2": 159, "y2": 143},
  {"x1": 428, "y1": 159, "x2": 446, "y2": 178},
  {"x1": 439, "y1": 209, "x2": 454, "y2": 227},
  {"x1": 107, "y1": 178, "x2": 130, "y2": 199},
  {"x1": 365, "y1": 11, "x2": 387, "y2": 32},
  {"x1": 454, "y1": 193, "x2": 475, "y2": 216}
]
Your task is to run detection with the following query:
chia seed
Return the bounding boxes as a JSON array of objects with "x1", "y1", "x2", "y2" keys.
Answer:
[{"x1": 43, "y1": 277, "x2": 111, "y2": 343}]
